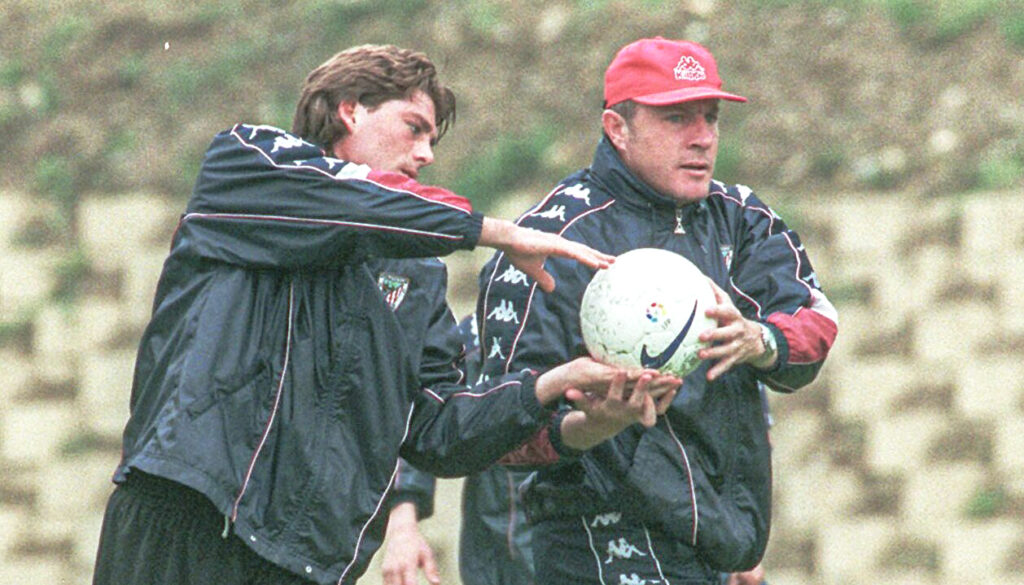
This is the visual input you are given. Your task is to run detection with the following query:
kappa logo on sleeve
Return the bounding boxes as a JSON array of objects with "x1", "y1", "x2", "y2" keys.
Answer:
[
  {"x1": 243, "y1": 124, "x2": 286, "y2": 140},
  {"x1": 271, "y1": 135, "x2": 306, "y2": 153},
  {"x1": 495, "y1": 264, "x2": 529, "y2": 286},
  {"x1": 604, "y1": 538, "x2": 647, "y2": 564},
  {"x1": 562, "y1": 184, "x2": 592, "y2": 206},
  {"x1": 736, "y1": 183, "x2": 754, "y2": 203},
  {"x1": 486, "y1": 299, "x2": 520, "y2": 324},
  {"x1": 590, "y1": 512, "x2": 622, "y2": 527},
  {"x1": 376, "y1": 273, "x2": 410, "y2": 311},
  {"x1": 530, "y1": 204, "x2": 567, "y2": 222},
  {"x1": 487, "y1": 337, "x2": 506, "y2": 359},
  {"x1": 334, "y1": 162, "x2": 371, "y2": 179}
]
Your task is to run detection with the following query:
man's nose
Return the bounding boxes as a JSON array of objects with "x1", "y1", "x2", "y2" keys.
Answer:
[
  {"x1": 413, "y1": 139, "x2": 434, "y2": 167},
  {"x1": 689, "y1": 118, "x2": 716, "y2": 149}
]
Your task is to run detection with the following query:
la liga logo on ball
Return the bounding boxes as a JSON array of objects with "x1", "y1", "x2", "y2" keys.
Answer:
[
  {"x1": 580, "y1": 248, "x2": 716, "y2": 377},
  {"x1": 645, "y1": 302, "x2": 667, "y2": 323}
]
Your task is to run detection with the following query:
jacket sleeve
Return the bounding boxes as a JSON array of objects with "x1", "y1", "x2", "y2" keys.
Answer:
[
  {"x1": 399, "y1": 265, "x2": 556, "y2": 477},
  {"x1": 727, "y1": 187, "x2": 839, "y2": 392},
  {"x1": 401, "y1": 369, "x2": 554, "y2": 478},
  {"x1": 174, "y1": 124, "x2": 483, "y2": 268},
  {"x1": 475, "y1": 177, "x2": 601, "y2": 381},
  {"x1": 388, "y1": 458, "x2": 437, "y2": 520},
  {"x1": 470, "y1": 195, "x2": 601, "y2": 466},
  {"x1": 477, "y1": 253, "x2": 588, "y2": 379}
]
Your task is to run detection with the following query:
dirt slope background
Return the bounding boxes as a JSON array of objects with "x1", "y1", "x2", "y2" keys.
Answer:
[{"x1": 2, "y1": 0, "x2": 1022, "y2": 219}]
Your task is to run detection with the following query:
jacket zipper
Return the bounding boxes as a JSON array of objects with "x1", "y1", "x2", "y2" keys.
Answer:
[
  {"x1": 336, "y1": 405, "x2": 420, "y2": 585},
  {"x1": 663, "y1": 419, "x2": 699, "y2": 546},
  {"x1": 678, "y1": 204, "x2": 709, "y2": 254},
  {"x1": 225, "y1": 280, "x2": 296, "y2": 535},
  {"x1": 505, "y1": 469, "x2": 518, "y2": 558}
]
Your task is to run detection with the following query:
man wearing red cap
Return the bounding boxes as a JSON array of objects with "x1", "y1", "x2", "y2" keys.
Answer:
[{"x1": 475, "y1": 38, "x2": 839, "y2": 585}]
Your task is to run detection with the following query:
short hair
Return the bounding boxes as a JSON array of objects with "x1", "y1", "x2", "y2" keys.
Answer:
[
  {"x1": 292, "y1": 44, "x2": 456, "y2": 150},
  {"x1": 607, "y1": 99, "x2": 638, "y2": 122}
]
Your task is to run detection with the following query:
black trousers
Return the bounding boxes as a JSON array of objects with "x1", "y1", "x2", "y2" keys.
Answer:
[
  {"x1": 533, "y1": 512, "x2": 719, "y2": 585},
  {"x1": 92, "y1": 471, "x2": 313, "y2": 585}
]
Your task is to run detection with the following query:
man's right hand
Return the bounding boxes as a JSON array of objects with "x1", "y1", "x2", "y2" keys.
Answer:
[
  {"x1": 558, "y1": 369, "x2": 679, "y2": 450},
  {"x1": 535, "y1": 357, "x2": 680, "y2": 407},
  {"x1": 478, "y1": 218, "x2": 614, "y2": 293},
  {"x1": 726, "y1": 562, "x2": 767, "y2": 585},
  {"x1": 381, "y1": 503, "x2": 440, "y2": 585}
]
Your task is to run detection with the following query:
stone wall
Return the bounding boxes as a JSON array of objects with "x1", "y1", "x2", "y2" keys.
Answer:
[{"x1": 0, "y1": 191, "x2": 1021, "y2": 585}]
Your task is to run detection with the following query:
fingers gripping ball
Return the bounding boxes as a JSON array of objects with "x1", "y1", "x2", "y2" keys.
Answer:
[{"x1": 580, "y1": 248, "x2": 716, "y2": 377}]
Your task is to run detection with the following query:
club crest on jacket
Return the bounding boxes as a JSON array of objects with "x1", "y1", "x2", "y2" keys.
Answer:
[{"x1": 377, "y1": 273, "x2": 410, "y2": 311}]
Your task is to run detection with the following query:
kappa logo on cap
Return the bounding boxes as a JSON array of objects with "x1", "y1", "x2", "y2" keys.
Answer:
[{"x1": 673, "y1": 55, "x2": 706, "y2": 82}]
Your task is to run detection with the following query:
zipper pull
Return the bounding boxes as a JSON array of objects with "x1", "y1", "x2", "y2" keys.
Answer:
[
  {"x1": 222, "y1": 515, "x2": 231, "y2": 539},
  {"x1": 674, "y1": 207, "x2": 685, "y2": 234}
]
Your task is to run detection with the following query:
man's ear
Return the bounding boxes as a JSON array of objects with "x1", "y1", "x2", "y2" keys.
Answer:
[
  {"x1": 602, "y1": 109, "x2": 629, "y2": 151},
  {"x1": 336, "y1": 100, "x2": 359, "y2": 132}
]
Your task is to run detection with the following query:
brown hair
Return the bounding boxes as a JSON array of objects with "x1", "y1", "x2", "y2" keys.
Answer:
[{"x1": 291, "y1": 44, "x2": 456, "y2": 150}]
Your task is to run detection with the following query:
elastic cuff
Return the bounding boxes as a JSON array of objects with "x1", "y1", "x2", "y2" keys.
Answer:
[
  {"x1": 518, "y1": 370, "x2": 557, "y2": 420},
  {"x1": 387, "y1": 492, "x2": 434, "y2": 519},
  {"x1": 548, "y1": 408, "x2": 586, "y2": 459},
  {"x1": 462, "y1": 211, "x2": 485, "y2": 250},
  {"x1": 760, "y1": 321, "x2": 788, "y2": 374}
]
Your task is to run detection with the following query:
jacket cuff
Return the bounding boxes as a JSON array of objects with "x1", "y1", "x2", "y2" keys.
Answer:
[
  {"x1": 517, "y1": 370, "x2": 557, "y2": 421},
  {"x1": 387, "y1": 492, "x2": 434, "y2": 520},
  {"x1": 548, "y1": 408, "x2": 586, "y2": 459},
  {"x1": 760, "y1": 321, "x2": 789, "y2": 374},
  {"x1": 461, "y1": 211, "x2": 485, "y2": 250}
]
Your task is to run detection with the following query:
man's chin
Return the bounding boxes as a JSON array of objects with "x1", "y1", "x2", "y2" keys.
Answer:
[{"x1": 669, "y1": 190, "x2": 711, "y2": 205}]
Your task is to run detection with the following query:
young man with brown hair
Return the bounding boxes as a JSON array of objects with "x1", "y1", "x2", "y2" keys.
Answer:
[{"x1": 91, "y1": 44, "x2": 678, "y2": 585}]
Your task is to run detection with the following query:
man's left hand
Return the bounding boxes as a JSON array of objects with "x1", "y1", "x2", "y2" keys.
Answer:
[{"x1": 697, "y1": 280, "x2": 774, "y2": 381}]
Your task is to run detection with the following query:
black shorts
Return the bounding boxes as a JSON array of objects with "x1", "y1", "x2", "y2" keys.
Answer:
[
  {"x1": 533, "y1": 512, "x2": 719, "y2": 585},
  {"x1": 92, "y1": 471, "x2": 313, "y2": 585}
]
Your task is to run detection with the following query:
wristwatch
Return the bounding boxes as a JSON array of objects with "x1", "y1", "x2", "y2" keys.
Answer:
[{"x1": 754, "y1": 323, "x2": 778, "y2": 368}]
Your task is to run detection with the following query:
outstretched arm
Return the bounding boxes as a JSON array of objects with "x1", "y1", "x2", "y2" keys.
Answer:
[
  {"x1": 403, "y1": 358, "x2": 678, "y2": 476},
  {"x1": 479, "y1": 217, "x2": 613, "y2": 293},
  {"x1": 182, "y1": 126, "x2": 613, "y2": 276},
  {"x1": 534, "y1": 358, "x2": 677, "y2": 408},
  {"x1": 498, "y1": 366, "x2": 680, "y2": 467}
]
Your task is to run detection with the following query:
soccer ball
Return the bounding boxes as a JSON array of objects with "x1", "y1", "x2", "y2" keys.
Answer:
[{"x1": 579, "y1": 248, "x2": 717, "y2": 377}]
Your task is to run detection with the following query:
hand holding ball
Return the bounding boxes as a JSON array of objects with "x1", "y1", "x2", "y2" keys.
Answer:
[{"x1": 580, "y1": 248, "x2": 716, "y2": 377}]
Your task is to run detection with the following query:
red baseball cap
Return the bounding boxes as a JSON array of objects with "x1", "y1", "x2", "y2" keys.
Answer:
[{"x1": 604, "y1": 37, "x2": 747, "y2": 108}]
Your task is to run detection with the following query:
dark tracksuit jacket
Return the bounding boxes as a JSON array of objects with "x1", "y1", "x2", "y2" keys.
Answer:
[
  {"x1": 112, "y1": 124, "x2": 557, "y2": 585},
  {"x1": 390, "y1": 314, "x2": 535, "y2": 585},
  {"x1": 475, "y1": 137, "x2": 839, "y2": 572}
]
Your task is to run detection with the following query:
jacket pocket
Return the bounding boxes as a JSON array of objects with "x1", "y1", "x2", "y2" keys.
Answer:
[
  {"x1": 185, "y1": 360, "x2": 270, "y2": 420},
  {"x1": 623, "y1": 421, "x2": 768, "y2": 572},
  {"x1": 623, "y1": 422, "x2": 699, "y2": 545},
  {"x1": 319, "y1": 311, "x2": 370, "y2": 414}
]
